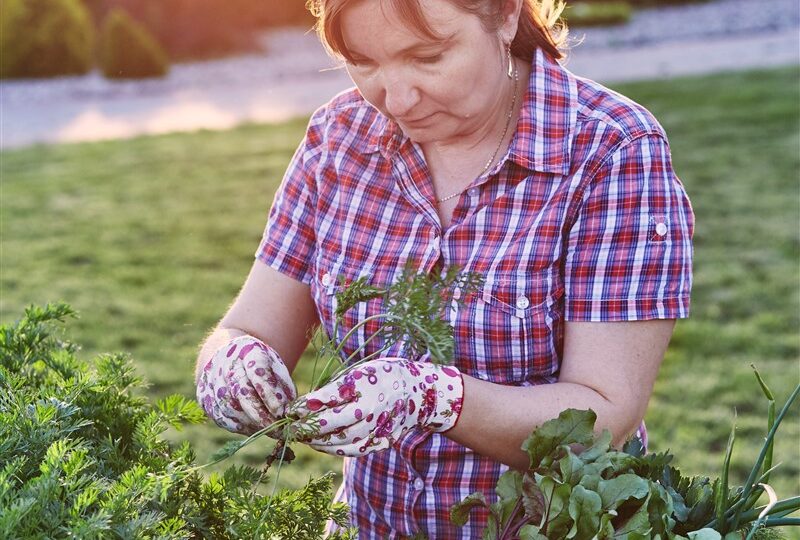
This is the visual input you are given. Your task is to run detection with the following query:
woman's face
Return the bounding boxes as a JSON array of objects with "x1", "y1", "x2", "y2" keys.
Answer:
[{"x1": 340, "y1": 0, "x2": 515, "y2": 146}]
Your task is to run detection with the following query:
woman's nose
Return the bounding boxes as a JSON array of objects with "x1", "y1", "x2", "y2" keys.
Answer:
[{"x1": 382, "y1": 76, "x2": 420, "y2": 119}]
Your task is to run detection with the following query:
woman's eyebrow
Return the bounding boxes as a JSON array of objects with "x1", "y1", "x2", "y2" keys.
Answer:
[{"x1": 349, "y1": 32, "x2": 456, "y2": 60}]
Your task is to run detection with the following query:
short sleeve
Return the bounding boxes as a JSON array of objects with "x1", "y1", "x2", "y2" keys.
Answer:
[
  {"x1": 255, "y1": 108, "x2": 327, "y2": 285},
  {"x1": 564, "y1": 133, "x2": 694, "y2": 321}
]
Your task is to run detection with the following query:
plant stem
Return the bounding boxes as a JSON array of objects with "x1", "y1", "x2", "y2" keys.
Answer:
[
  {"x1": 752, "y1": 366, "x2": 776, "y2": 486},
  {"x1": 766, "y1": 507, "x2": 800, "y2": 519},
  {"x1": 270, "y1": 438, "x2": 290, "y2": 499},
  {"x1": 310, "y1": 320, "x2": 338, "y2": 390},
  {"x1": 312, "y1": 314, "x2": 392, "y2": 389},
  {"x1": 736, "y1": 496, "x2": 800, "y2": 523},
  {"x1": 743, "y1": 484, "x2": 779, "y2": 540},
  {"x1": 716, "y1": 415, "x2": 736, "y2": 530},
  {"x1": 354, "y1": 342, "x2": 393, "y2": 364},
  {"x1": 192, "y1": 417, "x2": 291, "y2": 471},
  {"x1": 497, "y1": 498, "x2": 525, "y2": 539},
  {"x1": 729, "y1": 384, "x2": 800, "y2": 531},
  {"x1": 763, "y1": 517, "x2": 800, "y2": 527},
  {"x1": 332, "y1": 314, "x2": 389, "y2": 357},
  {"x1": 343, "y1": 328, "x2": 387, "y2": 364}
]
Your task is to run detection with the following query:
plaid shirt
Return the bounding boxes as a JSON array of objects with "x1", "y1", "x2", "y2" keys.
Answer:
[{"x1": 256, "y1": 48, "x2": 693, "y2": 539}]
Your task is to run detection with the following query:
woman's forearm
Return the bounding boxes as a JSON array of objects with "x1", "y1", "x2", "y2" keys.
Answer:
[{"x1": 445, "y1": 375, "x2": 642, "y2": 470}]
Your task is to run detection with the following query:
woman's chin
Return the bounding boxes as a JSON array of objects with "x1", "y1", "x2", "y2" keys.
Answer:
[
  {"x1": 396, "y1": 114, "x2": 448, "y2": 143},
  {"x1": 401, "y1": 125, "x2": 444, "y2": 145}
]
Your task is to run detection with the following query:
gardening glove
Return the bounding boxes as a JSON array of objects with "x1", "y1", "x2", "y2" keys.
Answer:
[
  {"x1": 286, "y1": 358, "x2": 464, "y2": 457},
  {"x1": 196, "y1": 335, "x2": 296, "y2": 436}
]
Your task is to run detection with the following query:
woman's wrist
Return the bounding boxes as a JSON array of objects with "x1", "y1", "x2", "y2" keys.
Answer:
[{"x1": 195, "y1": 328, "x2": 248, "y2": 382}]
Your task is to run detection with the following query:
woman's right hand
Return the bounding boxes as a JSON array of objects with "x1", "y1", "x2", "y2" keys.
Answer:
[{"x1": 196, "y1": 335, "x2": 297, "y2": 436}]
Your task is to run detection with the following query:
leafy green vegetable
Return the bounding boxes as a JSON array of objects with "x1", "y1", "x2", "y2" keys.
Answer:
[
  {"x1": 522, "y1": 408, "x2": 596, "y2": 470},
  {"x1": 452, "y1": 409, "x2": 669, "y2": 539},
  {"x1": 451, "y1": 381, "x2": 799, "y2": 540}
]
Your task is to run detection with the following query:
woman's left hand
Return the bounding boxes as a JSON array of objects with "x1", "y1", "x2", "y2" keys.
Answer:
[{"x1": 287, "y1": 358, "x2": 464, "y2": 456}]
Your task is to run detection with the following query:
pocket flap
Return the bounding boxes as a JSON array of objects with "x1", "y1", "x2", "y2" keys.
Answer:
[{"x1": 480, "y1": 268, "x2": 563, "y2": 318}]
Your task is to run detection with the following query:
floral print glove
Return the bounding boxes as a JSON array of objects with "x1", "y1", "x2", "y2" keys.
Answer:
[
  {"x1": 196, "y1": 335, "x2": 296, "y2": 436},
  {"x1": 287, "y1": 358, "x2": 464, "y2": 456}
]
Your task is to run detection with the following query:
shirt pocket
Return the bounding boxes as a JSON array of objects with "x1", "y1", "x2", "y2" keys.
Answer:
[
  {"x1": 311, "y1": 254, "x2": 395, "y2": 363},
  {"x1": 458, "y1": 268, "x2": 563, "y2": 385}
]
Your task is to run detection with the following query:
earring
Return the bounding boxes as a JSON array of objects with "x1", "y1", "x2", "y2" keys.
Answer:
[{"x1": 506, "y1": 43, "x2": 513, "y2": 79}]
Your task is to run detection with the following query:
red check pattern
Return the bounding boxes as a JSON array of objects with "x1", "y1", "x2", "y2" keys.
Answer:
[{"x1": 256, "y1": 49, "x2": 693, "y2": 538}]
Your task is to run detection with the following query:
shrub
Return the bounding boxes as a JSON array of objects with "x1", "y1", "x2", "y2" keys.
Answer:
[
  {"x1": 80, "y1": 0, "x2": 314, "y2": 62},
  {"x1": 100, "y1": 8, "x2": 169, "y2": 79},
  {"x1": 0, "y1": 0, "x2": 94, "y2": 79},
  {"x1": 563, "y1": 1, "x2": 633, "y2": 27},
  {"x1": 0, "y1": 303, "x2": 355, "y2": 539},
  {"x1": 92, "y1": 0, "x2": 258, "y2": 62}
]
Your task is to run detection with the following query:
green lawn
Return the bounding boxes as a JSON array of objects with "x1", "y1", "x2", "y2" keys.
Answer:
[{"x1": 2, "y1": 67, "x2": 798, "y2": 535}]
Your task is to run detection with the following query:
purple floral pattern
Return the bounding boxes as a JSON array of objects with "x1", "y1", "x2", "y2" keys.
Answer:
[
  {"x1": 196, "y1": 335, "x2": 296, "y2": 435},
  {"x1": 288, "y1": 358, "x2": 464, "y2": 457}
]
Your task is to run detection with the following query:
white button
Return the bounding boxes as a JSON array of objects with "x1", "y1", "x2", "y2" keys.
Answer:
[
  {"x1": 516, "y1": 296, "x2": 530, "y2": 309},
  {"x1": 655, "y1": 222, "x2": 668, "y2": 236},
  {"x1": 413, "y1": 478, "x2": 425, "y2": 490},
  {"x1": 432, "y1": 236, "x2": 440, "y2": 251},
  {"x1": 468, "y1": 188, "x2": 479, "y2": 197},
  {"x1": 321, "y1": 273, "x2": 333, "y2": 287}
]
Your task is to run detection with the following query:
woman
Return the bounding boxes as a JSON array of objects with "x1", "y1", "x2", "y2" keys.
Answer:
[{"x1": 195, "y1": 0, "x2": 694, "y2": 537}]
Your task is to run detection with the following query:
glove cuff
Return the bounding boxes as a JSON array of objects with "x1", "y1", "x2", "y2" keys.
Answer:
[{"x1": 415, "y1": 362, "x2": 464, "y2": 433}]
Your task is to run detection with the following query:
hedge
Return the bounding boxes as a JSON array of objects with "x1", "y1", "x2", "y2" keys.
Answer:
[
  {"x1": 0, "y1": 0, "x2": 94, "y2": 79},
  {"x1": 100, "y1": 8, "x2": 169, "y2": 79}
]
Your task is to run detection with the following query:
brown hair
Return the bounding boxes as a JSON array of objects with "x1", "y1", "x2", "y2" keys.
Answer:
[{"x1": 306, "y1": 0, "x2": 568, "y2": 63}]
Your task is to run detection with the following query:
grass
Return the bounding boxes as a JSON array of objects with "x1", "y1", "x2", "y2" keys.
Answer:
[{"x1": 2, "y1": 66, "x2": 798, "y2": 536}]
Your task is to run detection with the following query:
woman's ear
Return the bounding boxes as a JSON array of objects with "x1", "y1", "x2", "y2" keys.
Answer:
[{"x1": 498, "y1": 0, "x2": 525, "y2": 42}]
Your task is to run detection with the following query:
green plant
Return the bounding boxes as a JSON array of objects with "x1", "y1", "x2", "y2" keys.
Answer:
[
  {"x1": 0, "y1": 303, "x2": 355, "y2": 538},
  {"x1": 0, "y1": 0, "x2": 94, "y2": 79},
  {"x1": 451, "y1": 372, "x2": 799, "y2": 539},
  {"x1": 310, "y1": 265, "x2": 485, "y2": 389},
  {"x1": 451, "y1": 409, "x2": 680, "y2": 539},
  {"x1": 100, "y1": 7, "x2": 168, "y2": 79},
  {"x1": 208, "y1": 265, "x2": 484, "y2": 466},
  {"x1": 680, "y1": 369, "x2": 800, "y2": 539}
]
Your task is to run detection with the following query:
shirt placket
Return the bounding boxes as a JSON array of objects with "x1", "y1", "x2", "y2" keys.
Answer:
[{"x1": 386, "y1": 144, "x2": 515, "y2": 538}]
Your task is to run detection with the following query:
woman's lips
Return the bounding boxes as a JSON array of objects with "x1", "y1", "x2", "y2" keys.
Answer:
[{"x1": 399, "y1": 113, "x2": 435, "y2": 127}]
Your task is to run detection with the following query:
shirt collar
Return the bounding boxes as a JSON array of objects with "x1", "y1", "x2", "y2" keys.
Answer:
[
  {"x1": 508, "y1": 48, "x2": 578, "y2": 175},
  {"x1": 364, "y1": 111, "x2": 404, "y2": 159},
  {"x1": 364, "y1": 48, "x2": 578, "y2": 174}
]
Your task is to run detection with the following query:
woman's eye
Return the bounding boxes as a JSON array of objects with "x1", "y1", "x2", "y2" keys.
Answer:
[
  {"x1": 415, "y1": 54, "x2": 443, "y2": 65},
  {"x1": 348, "y1": 58, "x2": 374, "y2": 68}
]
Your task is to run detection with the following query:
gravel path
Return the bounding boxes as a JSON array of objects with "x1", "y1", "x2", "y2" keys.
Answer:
[
  {"x1": 574, "y1": 0, "x2": 798, "y2": 46},
  {"x1": 1, "y1": 0, "x2": 797, "y2": 149}
]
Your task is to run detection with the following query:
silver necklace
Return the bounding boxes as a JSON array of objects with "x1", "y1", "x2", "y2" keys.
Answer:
[{"x1": 436, "y1": 64, "x2": 519, "y2": 204}]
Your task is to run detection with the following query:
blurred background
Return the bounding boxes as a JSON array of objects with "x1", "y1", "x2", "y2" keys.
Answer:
[
  {"x1": 1, "y1": 0, "x2": 799, "y2": 536},
  {"x1": 1, "y1": 0, "x2": 798, "y2": 147}
]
